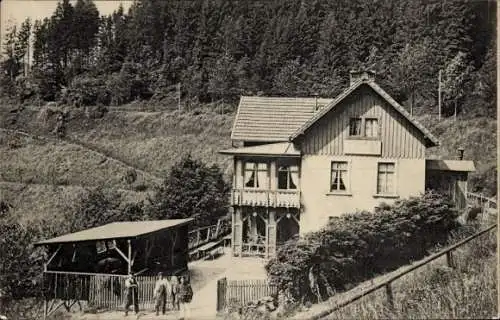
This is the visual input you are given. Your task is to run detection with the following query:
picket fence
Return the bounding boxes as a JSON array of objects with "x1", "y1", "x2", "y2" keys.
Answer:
[
  {"x1": 217, "y1": 278, "x2": 277, "y2": 312},
  {"x1": 44, "y1": 271, "x2": 175, "y2": 311}
]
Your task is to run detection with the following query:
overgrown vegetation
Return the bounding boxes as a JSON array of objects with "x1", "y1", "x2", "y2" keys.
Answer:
[
  {"x1": 0, "y1": 0, "x2": 496, "y2": 120},
  {"x1": 325, "y1": 225, "x2": 497, "y2": 319},
  {"x1": 145, "y1": 154, "x2": 230, "y2": 227},
  {"x1": 265, "y1": 192, "x2": 460, "y2": 303}
]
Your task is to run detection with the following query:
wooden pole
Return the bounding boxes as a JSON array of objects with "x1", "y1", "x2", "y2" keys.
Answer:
[
  {"x1": 438, "y1": 69, "x2": 442, "y2": 121},
  {"x1": 127, "y1": 240, "x2": 132, "y2": 274},
  {"x1": 446, "y1": 250, "x2": 454, "y2": 268},
  {"x1": 177, "y1": 83, "x2": 181, "y2": 113},
  {"x1": 385, "y1": 283, "x2": 394, "y2": 309}
]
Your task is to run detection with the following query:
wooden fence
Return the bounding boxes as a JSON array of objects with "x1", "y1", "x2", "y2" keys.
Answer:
[
  {"x1": 44, "y1": 271, "x2": 175, "y2": 312},
  {"x1": 306, "y1": 223, "x2": 497, "y2": 320},
  {"x1": 466, "y1": 192, "x2": 497, "y2": 210},
  {"x1": 216, "y1": 278, "x2": 278, "y2": 312},
  {"x1": 188, "y1": 217, "x2": 230, "y2": 251}
]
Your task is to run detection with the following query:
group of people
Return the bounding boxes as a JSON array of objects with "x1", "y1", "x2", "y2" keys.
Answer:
[{"x1": 124, "y1": 272, "x2": 194, "y2": 319}]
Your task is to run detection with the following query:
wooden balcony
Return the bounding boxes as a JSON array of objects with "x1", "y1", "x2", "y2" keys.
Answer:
[{"x1": 231, "y1": 189, "x2": 301, "y2": 208}]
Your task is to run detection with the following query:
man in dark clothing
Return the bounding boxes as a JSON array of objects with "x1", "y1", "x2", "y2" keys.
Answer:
[
  {"x1": 176, "y1": 276, "x2": 193, "y2": 320},
  {"x1": 124, "y1": 273, "x2": 139, "y2": 316}
]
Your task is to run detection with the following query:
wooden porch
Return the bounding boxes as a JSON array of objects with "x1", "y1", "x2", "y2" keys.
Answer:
[{"x1": 232, "y1": 208, "x2": 300, "y2": 259}]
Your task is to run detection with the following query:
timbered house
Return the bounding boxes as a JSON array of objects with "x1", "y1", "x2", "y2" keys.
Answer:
[{"x1": 220, "y1": 71, "x2": 475, "y2": 258}]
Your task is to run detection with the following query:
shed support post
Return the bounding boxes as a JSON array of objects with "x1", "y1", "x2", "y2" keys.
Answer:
[{"x1": 127, "y1": 240, "x2": 132, "y2": 274}]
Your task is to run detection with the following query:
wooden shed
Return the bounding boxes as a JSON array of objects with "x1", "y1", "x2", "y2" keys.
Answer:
[
  {"x1": 425, "y1": 159, "x2": 476, "y2": 209},
  {"x1": 35, "y1": 219, "x2": 192, "y2": 318}
]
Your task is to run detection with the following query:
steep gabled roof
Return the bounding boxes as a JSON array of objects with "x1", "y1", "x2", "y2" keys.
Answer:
[
  {"x1": 220, "y1": 142, "x2": 301, "y2": 157},
  {"x1": 290, "y1": 79, "x2": 440, "y2": 147},
  {"x1": 231, "y1": 96, "x2": 333, "y2": 142}
]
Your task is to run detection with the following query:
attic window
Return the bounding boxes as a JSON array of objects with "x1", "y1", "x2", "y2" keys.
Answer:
[
  {"x1": 365, "y1": 118, "x2": 379, "y2": 137},
  {"x1": 349, "y1": 118, "x2": 362, "y2": 136},
  {"x1": 349, "y1": 117, "x2": 379, "y2": 138}
]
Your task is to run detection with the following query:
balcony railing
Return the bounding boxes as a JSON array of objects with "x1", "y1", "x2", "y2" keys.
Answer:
[{"x1": 231, "y1": 189, "x2": 301, "y2": 208}]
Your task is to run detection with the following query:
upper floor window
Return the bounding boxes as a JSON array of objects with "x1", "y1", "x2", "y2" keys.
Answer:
[
  {"x1": 349, "y1": 117, "x2": 379, "y2": 138},
  {"x1": 244, "y1": 162, "x2": 268, "y2": 189},
  {"x1": 377, "y1": 162, "x2": 395, "y2": 194},
  {"x1": 365, "y1": 118, "x2": 379, "y2": 137},
  {"x1": 349, "y1": 118, "x2": 362, "y2": 136},
  {"x1": 331, "y1": 161, "x2": 348, "y2": 191},
  {"x1": 278, "y1": 165, "x2": 298, "y2": 190}
]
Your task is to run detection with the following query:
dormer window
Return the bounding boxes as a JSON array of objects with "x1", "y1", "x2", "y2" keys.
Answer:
[{"x1": 349, "y1": 117, "x2": 379, "y2": 138}]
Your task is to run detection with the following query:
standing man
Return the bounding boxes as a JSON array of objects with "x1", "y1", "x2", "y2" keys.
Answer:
[
  {"x1": 124, "y1": 273, "x2": 139, "y2": 316},
  {"x1": 177, "y1": 276, "x2": 193, "y2": 320},
  {"x1": 153, "y1": 272, "x2": 167, "y2": 316},
  {"x1": 170, "y1": 275, "x2": 179, "y2": 311}
]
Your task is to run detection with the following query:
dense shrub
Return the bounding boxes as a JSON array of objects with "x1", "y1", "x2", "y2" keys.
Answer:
[
  {"x1": 0, "y1": 216, "x2": 48, "y2": 300},
  {"x1": 265, "y1": 191, "x2": 460, "y2": 302},
  {"x1": 61, "y1": 75, "x2": 110, "y2": 107},
  {"x1": 145, "y1": 154, "x2": 230, "y2": 227}
]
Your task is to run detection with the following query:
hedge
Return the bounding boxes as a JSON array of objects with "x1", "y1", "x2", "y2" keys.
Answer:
[{"x1": 265, "y1": 191, "x2": 460, "y2": 301}]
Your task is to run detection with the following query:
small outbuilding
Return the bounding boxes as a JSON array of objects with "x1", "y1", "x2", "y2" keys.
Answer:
[{"x1": 35, "y1": 219, "x2": 192, "y2": 318}]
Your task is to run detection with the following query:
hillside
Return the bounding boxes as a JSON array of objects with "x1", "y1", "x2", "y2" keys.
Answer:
[
  {"x1": 0, "y1": 102, "x2": 496, "y2": 224},
  {"x1": 0, "y1": 104, "x2": 234, "y2": 221}
]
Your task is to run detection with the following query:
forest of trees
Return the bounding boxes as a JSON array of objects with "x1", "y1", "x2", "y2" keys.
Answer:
[{"x1": 0, "y1": 0, "x2": 496, "y2": 118}]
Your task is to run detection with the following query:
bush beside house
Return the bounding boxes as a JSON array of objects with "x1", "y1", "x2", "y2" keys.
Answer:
[{"x1": 265, "y1": 191, "x2": 460, "y2": 303}]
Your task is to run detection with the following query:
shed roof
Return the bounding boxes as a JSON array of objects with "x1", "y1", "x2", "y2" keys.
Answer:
[
  {"x1": 219, "y1": 142, "x2": 300, "y2": 157},
  {"x1": 426, "y1": 159, "x2": 476, "y2": 172},
  {"x1": 35, "y1": 219, "x2": 193, "y2": 245},
  {"x1": 231, "y1": 96, "x2": 333, "y2": 142},
  {"x1": 290, "y1": 79, "x2": 440, "y2": 147}
]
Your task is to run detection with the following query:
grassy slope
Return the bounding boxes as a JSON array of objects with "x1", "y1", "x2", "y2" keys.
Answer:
[
  {"x1": 325, "y1": 225, "x2": 497, "y2": 319},
  {"x1": 0, "y1": 105, "x2": 234, "y2": 222},
  {"x1": 0, "y1": 104, "x2": 495, "y2": 223},
  {"x1": 420, "y1": 115, "x2": 497, "y2": 196}
]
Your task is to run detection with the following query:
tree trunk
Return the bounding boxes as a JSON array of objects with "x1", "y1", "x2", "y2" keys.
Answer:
[
  {"x1": 410, "y1": 91, "x2": 414, "y2": 116},
  {"x1": 454, "y1": 99, "x2": 457, "y2": 121}
]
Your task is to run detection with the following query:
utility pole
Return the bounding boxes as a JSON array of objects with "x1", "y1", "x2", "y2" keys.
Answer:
[
  {"x1": 438, "y1": 69, "x2": 442, "y2": 121},
  {"x1": 177, "y1": 82, "x2": 181, "y2": 113}
]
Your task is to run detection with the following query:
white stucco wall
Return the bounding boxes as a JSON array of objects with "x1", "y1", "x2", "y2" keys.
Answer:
[{"x1": 299, "y1": 155, "x2": 426, "y2": 234}]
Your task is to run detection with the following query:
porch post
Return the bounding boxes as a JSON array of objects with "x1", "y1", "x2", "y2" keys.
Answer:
[
  {"x1": 232, "y1": 207, "x2": 243, "y2": 257},
  {"x1": 267, "y1": 210, "x2": 277, "y2": 258},
  {"x1": 127, "y1": 240, "x2": 132, "y2": 274}
]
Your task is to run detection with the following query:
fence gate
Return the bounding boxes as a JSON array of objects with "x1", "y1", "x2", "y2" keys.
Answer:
[{"x1": 216, "y1": 277, "x2": 227, "y2": 312}]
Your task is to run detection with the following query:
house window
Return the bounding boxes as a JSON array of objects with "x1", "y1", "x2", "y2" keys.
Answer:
[
  {"x1": 278, "y1": 165, "x2": 298, "y2": 190},
  {"x1": 349, "y1": 118, "x2": 362, "y2": 136},
  {"x1": 377, "y1": 163, "x2": 395, "y2": 194},
  {"x1": 244, "y1": 162, "x2": 268, "y2": 189},
  {"x1": 365, "y1": 118, "x2": 379, "y2": 138},
  {"x1": 331, "y1": 161, "x2": 348, "y2": 191}
]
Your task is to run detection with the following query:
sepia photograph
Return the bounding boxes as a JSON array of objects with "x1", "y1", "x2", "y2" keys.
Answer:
[{"x1": 0, "y1": 0, "x2": 497, "y2": 319}]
